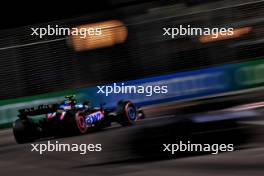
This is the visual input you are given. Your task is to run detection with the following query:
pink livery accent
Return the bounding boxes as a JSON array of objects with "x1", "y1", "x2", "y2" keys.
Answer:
[
  {"x1": 60, "y1": 112, "x2": 66, "y2": 120},
  {"x1": 47, "y1": 113, "x2": 56, "y2": 119}
]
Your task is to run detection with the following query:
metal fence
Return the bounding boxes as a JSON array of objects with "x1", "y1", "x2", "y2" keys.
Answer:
[{"x1": 0, "y1": 0, "x2": 263, "y2": 100}]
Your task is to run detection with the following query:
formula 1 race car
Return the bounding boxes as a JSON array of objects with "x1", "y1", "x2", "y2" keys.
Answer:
[{"x1": 13, "y1": 95, "x2": 145, "y2": 143}]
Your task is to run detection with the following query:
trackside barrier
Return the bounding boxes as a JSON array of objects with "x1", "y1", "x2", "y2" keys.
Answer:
[
  {"x1": 80, "y1": 58, "x2": 264, "y2": 107},
  {"x1": 1, "y1": 58, "x2": 264, "y2": 128}
]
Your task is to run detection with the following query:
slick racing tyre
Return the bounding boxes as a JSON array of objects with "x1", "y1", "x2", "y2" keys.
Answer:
[
  {"x1": 63, "y1": 111, "x2": 88, "y2": 135},
  {"x1": 13, "y1": 119, "x2": 38, "y2": 144},
  {"x1": 117, "y1": 101, "x2": 137, "y2": 126},
  {"x1": 75, "y1": 111, "x2": 88, "y2": 134}
]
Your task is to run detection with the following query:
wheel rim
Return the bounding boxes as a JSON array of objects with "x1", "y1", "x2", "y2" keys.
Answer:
[
  {"x1": 125, "y1": 103, "x2": 137, "y2": 122},
  {"x1": 76, "y1": 114, "x2": 87, "y2": 133}
]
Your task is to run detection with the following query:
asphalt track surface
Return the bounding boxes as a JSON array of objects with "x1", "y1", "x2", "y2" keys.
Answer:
[{"x1": 1, "y1": 94, "x2": 264, "y2": 176}]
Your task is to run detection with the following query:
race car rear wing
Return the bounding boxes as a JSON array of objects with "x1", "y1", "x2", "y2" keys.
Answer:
[{"x1": 18, "y1": 104, "x2": 59, "y2": 119}]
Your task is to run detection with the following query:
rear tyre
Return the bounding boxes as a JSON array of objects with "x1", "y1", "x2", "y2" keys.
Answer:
[
  {"x1": 117, "y1": 101, "x2": 137, "y2": 126},
  {"x1": 13, "y1": 119, "x2": 38, "y2": 144}
]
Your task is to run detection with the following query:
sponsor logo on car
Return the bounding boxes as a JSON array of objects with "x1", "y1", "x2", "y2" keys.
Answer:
[{"x1": 85, "y1": 111, "x2": 104, "y2": 124}]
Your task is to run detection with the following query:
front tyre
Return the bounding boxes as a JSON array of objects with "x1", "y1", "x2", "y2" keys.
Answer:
[
  {"x1": 117, "y1": 101, "x2": 137, "y2": 126},
  {"x1": 75, "y1": 111, "x2": 88, "y2": 134},
  {"x1": 62, "y1": 110, "x2": 88, "y2": 135}
]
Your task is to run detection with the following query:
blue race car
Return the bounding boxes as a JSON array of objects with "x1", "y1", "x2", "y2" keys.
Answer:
[{"x1": 13, "y1": 95, "x2": 145, "y2": 143}]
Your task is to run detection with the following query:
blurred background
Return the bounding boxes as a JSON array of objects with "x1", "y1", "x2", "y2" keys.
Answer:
[
  {"x1": 0, "y1": 0, "x2": 264, "y2": 175},
  {"x1": 1, "y1": 0, "x2": 264, "y2": 125}
]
